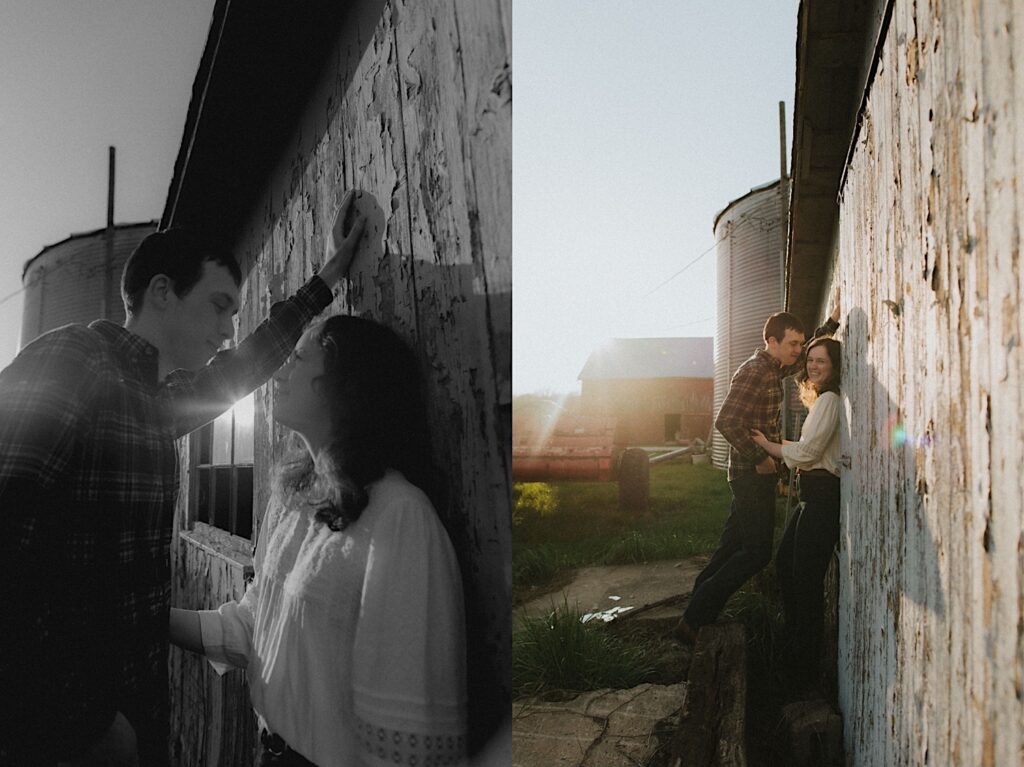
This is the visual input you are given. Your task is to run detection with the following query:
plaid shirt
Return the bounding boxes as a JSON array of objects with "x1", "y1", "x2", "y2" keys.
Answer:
[
  {"x1": 715, "y1": 319, "x2": 838, "y2": 480},
  {"x1": 0, "y1": 276, "x2": 331, "y2": 763}
]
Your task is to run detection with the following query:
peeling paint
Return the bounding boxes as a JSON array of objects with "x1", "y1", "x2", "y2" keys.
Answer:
[
  {"x1": 835, "y1": 0, "x2": 1024, "y2": 764},
  {"x1": 172, "y1": 0, "x2": 510, "y2": 759}
]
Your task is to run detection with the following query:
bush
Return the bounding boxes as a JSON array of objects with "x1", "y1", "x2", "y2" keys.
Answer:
[{"x1": 513, "y1": 482, "x2": 558, "y2": 526}]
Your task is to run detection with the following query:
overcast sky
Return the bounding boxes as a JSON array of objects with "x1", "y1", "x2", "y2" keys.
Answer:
[
  {"x1": 0, "y1": 0, "x2": 216, "y2": 370},
  {"x1": 513, "y1": 0, "x2": 799, "y2": 395}
]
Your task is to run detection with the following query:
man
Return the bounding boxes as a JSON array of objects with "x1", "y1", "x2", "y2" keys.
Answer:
[
  {"x1": 675, "y1": 310, "x2": 836, "y2": 642},
  {"x1": 0, "y1": 191, "x2": 366, "y2": 765}
]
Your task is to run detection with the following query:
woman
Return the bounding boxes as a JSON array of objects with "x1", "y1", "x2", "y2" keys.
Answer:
[
  {"x1": 170, "y1": 316, "x2": 467, "y2": 767},
  {"x1": 751, "y1": 333, "x2": 841, "y2": 688}
]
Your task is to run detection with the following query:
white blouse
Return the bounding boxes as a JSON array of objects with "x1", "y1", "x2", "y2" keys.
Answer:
[
  {"x1": 198, "y1": 470, "x2": 467, "y2": 767},
  {"x1": 781, "y1": 390, "x2": 841, "y2": 476}
]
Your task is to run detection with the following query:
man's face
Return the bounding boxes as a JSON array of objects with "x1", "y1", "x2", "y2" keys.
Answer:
[
  {"x1": 767, "y1": 328, "x2": 806, "y2": 367},
  {"x1": 162, "y1": 261, "x2": 240, "y2": 372}
]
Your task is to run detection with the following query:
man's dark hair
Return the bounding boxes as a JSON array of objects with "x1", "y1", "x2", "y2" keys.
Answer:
[
  {"x1": 762, "y1": 311, "x2": 805, "y2": 344},
  {"x1": 121, "y1": 228, "x2": 242, "y2": 317}
]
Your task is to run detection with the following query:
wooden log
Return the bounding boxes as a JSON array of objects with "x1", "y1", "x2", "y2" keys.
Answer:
[{"x1": 670, "y1": 622, "x2": 748, "y2": 767}]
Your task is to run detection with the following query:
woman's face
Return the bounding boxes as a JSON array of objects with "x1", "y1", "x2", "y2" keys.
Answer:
[
  {"x1": 272, "y1": 326, "x2": 328, "y2": 434},
  {"x1": 805, "y1": 344, "x2": 834, "y2": 387}
]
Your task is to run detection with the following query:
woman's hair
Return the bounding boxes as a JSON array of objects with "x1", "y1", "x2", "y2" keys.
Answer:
[
  {"x1": 274, "y1": 315, "x2": 439, "y2": 531},
  {"x1": 797, "y1": 335, "x2": 841, "y2": 408}
]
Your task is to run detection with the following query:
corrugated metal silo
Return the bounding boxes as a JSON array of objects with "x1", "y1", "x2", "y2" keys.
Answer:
[
  {"x1": 20, "y1": 222, "x2": 158, "y2": 347},
  {"x1": 711, "y1": 179, "x2": 787, "y2": 469}
]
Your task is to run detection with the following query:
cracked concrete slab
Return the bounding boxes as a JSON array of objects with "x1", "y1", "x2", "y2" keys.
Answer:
[{"x1": 512, "y1": 683, "x2": 687, "y2": 767}]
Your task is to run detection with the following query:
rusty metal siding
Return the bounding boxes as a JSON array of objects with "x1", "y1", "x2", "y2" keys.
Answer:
[
  {"x1": 835, "y1": 0, "x2": 1023, "y2": 764},
  {"x1": 171, "y1": 0, "x2": 510, "y2": 758}
]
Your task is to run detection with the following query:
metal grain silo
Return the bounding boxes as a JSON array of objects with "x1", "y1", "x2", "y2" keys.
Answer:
[
  {"x1": 20, "y1": 221, "x2": 158, "y2": 347},
  {"x1": 711, "y1": 179, "x2": 787, "y2": 469}
]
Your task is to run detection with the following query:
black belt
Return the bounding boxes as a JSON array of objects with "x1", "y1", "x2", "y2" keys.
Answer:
[
  {"x1": 261, "y1": 729, "x2": 288, "y2": 756},
  {"x1": 797, "y1": 468, "x2": 836, "y2": 477},
  {"x1": 259, "y1": 730, "x2": 317, "y2": 766}
]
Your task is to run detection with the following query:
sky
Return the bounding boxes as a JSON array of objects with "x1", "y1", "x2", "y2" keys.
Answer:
[
  {"x1": 0, "y1": 1, "x2": 799, "y2": 394},
  {"x1": 513, "y1": 0, "x2": 800, "y2": 395},
  {"x1": 0, "y1": 0, "x2": 217, "y2": 371}
]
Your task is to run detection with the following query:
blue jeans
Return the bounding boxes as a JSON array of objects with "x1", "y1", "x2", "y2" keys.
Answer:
[{"x1": 684, "y1": 472, "x2": 777, "y2": 628}]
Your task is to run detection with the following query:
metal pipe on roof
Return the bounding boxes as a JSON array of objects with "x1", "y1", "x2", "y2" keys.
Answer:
[{"x1": 103, "y1": 146, "x2": 115, "y2": 318}]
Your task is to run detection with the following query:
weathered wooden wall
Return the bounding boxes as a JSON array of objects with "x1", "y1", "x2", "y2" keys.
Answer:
[
  {"x1": 835, "y1": 0, "x2": 1023, "y2": 763},
  {"x1": 172, "y1": 0, "x2": 511, "y2": 758},
  {"x1": 170, "y1": 523, "x2": 257, "y2": 767}
]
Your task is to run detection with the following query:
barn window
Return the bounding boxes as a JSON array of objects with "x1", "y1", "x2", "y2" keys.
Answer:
[{"x1": 193, "y1": 392, "x2": 255, "y2": 538}]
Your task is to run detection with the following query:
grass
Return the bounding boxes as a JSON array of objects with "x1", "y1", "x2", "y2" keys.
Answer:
[
  {"x1": 512, "y1": 463, "x2": 839, "y2": 763},
  {"x1": 513, "y1": 461, "x2": 798, "y2": 703},
  {"x1": 513, "y1": 462, "x2": 737, "y2": 603},
  {"x1": 512, "y1": 601, "x2": 661, "y2": 699}
]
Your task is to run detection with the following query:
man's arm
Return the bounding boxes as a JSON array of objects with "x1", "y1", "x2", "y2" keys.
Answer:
[
  {"x1": 714, "y1": 362, "x2": 771, "y2": 467},
  {"x1": 164, "y1": 192, "x2": 368, "y2": 436}
]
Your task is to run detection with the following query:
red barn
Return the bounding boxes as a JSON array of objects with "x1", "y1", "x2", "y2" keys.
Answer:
[{"x1": 578, "y1": 337, "x2": 714, "y2": 446}]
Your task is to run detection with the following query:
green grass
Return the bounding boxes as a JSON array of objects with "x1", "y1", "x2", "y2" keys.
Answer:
[
  {"x1": 512, "y1": 462, "x2": 800, "y2": 701},
  {"x1": 512, "y1": 601, "x2": 659, "y2": 699},
  {"x1": 513, "y1": 462, "x2": 737, "y2": 602}
]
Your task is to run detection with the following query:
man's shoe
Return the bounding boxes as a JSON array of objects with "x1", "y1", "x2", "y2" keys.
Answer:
[{"x1": 672, "y1": 617, "x2": 698, "y2": 645}]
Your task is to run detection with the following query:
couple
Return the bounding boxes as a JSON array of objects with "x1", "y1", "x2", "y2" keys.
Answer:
[
  {"x1": 676, "y1": 294, "x2": 842, "y2": 686},
  {"x1": 0, "y1": 191, "x2": 467, "y2": 766}
]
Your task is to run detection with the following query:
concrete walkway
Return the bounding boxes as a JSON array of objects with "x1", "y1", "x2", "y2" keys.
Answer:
[
  {"x1": 512, "y1": 684, "x2": 686, "y2": 767},
  {"x1": 517, "y1": 558, "x2": 706, "y2": 624},
  {"x1": 513, "y1": 558, "x2": 706, "y2": 767}
]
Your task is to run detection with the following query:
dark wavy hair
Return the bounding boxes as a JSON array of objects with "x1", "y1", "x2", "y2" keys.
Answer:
[
  {"x1": 797, "y1": 335, "x2": 841, "y2": 408},
  {"x1": 274, "y1": 315, "x2": 440, "y2": 531}
]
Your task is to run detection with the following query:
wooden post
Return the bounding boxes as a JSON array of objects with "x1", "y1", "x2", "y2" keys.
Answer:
[
  {"x1": 102, "y1": 146, "x2": 115, "y2": 318},
  {"x1": 618, "y1": 448, "x2": 650, "y2": 514}
]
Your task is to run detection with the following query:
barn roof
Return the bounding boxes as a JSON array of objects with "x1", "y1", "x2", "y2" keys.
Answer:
[
  {"x1": 160, "y1": 0, "x2": 349, "y2": 247},
  {"x1": 786, "y1": 0, "x2": 887, "y2": 324},
  {"x1": 579, "y1": 337, "x2": 713, "y2": 381}
]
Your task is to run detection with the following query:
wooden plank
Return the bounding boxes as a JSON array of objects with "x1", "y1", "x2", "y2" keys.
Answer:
[
  {"x1": 833, "y1": 0, "x2": 1024, "y2": 764},
  {"x1": 169, "y1": 533, "x2": 256, "y2": 767},
  {"x1": 169, "y1": 0, "x2": 512, "y2": 760},
  {"x1": 391, "y1": 0, "x2": 512, "y2": 748}
]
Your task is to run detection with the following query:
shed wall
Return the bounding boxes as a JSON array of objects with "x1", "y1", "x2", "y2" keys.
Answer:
[
  {"x1": 836, "y1": 1, "x2": 1023, "y2": 764},
  {"x1": 580, "y1": 377, "x2": 713, "y2": 445},
  {"x1": 170, "y1": 0, "x2": 510, "y2": 761}
]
